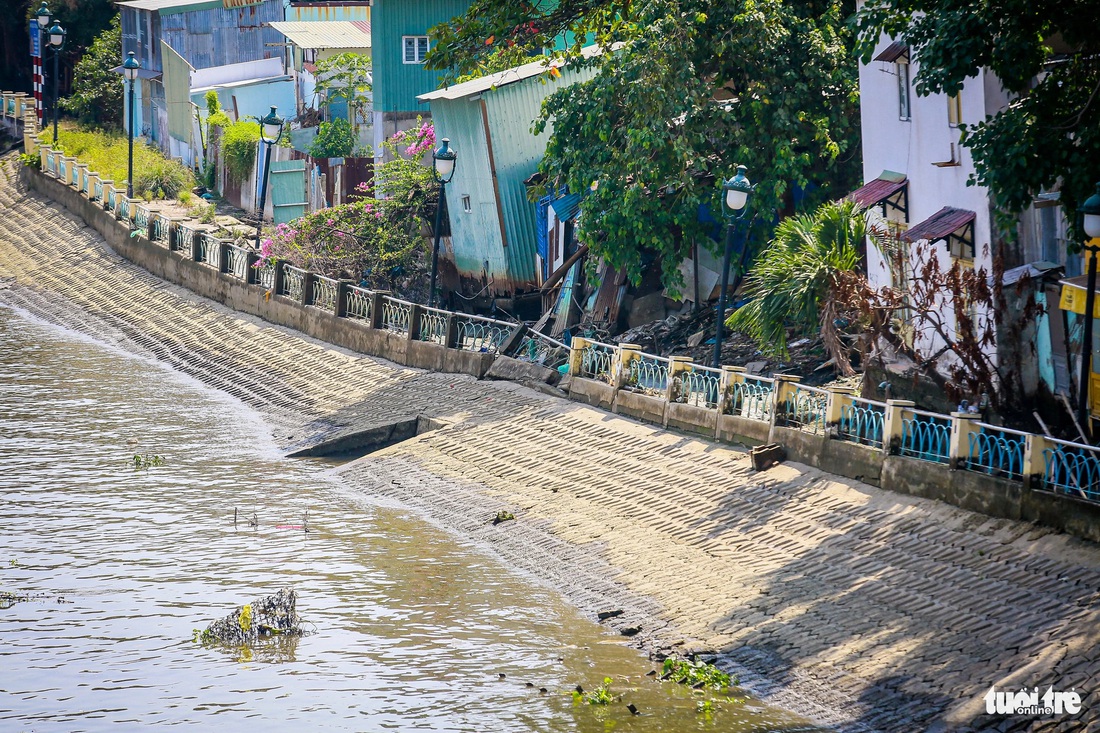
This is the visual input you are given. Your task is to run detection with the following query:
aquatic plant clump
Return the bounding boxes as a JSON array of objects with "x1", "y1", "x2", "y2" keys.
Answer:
[
  {"x1": 660, "y1": 658, "x2": 733, "y2": 690},
  {"x1": 196, "y1": 588, "x2": 304, "y2": 646}
]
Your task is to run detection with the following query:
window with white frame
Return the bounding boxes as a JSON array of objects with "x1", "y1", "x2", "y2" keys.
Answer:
[
  {"x1": 403, "y1": 36, "x2": 429, "y2": 64},
  {"x1": 461, "y1": 195, "x2": 472, "y2": 214},
  {"x1": 897, "y1": 61, "x2": 911, "y2": 120}
]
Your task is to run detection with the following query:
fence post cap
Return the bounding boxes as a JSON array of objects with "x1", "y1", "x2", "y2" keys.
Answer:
[
  {"x1": 618, "y1": 343, "x2": 642, "y2": 351},
  {"x1": 950, "y1": 411, "x2": 979, "y2": 419},
  {"x1": 669, "y1": 355, "x2": 693, "y2": 364},
  {"x1": 826, "y1": 385, "x2": 856, "y2": 394},
  {"x1": 722, "y1": 365, "x2": 746, "y2": 374},
  {"x1": 772, "y1": 373, "x2": 802, "y2": 382},
  {"x1": 886, "y1": 399, "x2": 916, "y2": 407}
]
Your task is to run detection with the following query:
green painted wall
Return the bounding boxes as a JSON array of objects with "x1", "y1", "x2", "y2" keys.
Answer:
[{"x1": 372, "y1": 0, "x2": 473, "y2": 114}]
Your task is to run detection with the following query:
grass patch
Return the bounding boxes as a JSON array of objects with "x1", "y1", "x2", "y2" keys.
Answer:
[{"x1": 42, "y1": 124, "x2": 194, "y2": 199}]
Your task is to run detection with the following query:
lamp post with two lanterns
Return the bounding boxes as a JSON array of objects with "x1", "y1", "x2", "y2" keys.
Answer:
[{"x1": 45, "y1": 17, "x2": 66, "y2": 146}]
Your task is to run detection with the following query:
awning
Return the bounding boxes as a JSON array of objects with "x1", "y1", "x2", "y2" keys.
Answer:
[
  {"x1": 903, "y1": 206, "x2": 976, "y2": 258},
  {"x1": 1059, "y1": 275, "x2": 1100, "y2": 317},
  {"x1": 550, "y1": 193, "x2": 582, "y2": 222},
  {"x1": 847, "y1": 171, "x2": 908, "y2": 218},
  {"x1": 874, "y1": 41, "x2": 908, "y2": 63}
]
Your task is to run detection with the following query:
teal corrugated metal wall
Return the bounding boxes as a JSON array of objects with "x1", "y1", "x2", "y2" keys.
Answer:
[
  {"x1": 372, "y1": 0, "x2": 472, "y2": 113},
  {"x1": 430, "y1": 98, "x2": 507, "y2": 283},
  {"x1": 429, "y1": 63, "x2": 597, "y2": 291}
]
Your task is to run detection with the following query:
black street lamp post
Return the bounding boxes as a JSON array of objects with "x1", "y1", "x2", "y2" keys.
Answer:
[
  {"x1": 47, "y1": 21, "x2": 66, "y2": 146},
  {"x1": 122, "y1": 52, "x2": 140, "y2": 198},
  {"x1": 429, "y1": 137, "x2": 457, "y2": 308},
  {"x1": 712, "y1": 165, "x2": 754, "y2": 368},
  {"x1": 255, "y1": 105, "x2": 284, "y2": 249},
  {"x1": 1076, "y1": 183, "x2": 1100, "y2": 430}
]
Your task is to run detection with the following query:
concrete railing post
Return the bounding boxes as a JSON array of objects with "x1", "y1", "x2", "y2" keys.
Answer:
[
  {"x1": 824, "y1": 386, "x2": 856, "y2": 427},
  {"x1": 334, "y1": 280, "x2": 351, "y2": 317},
  {"x1": 883, "y1": 399, "x2": 915, "y2": 454},
  {"x1": 300, "y1": 271, "x2": 315, "y2": 307},
  {"x1": 616, "y1": 343, "x2": 642, "y2": 389},
  {"x1": 191, "y1": 232, "x2": 204, "y2": 262},
  {"x1": 369, "y1": 291, "x2": 389, "y2": 330},
  {"x1": 716, "y1": 366, "x2": 746, "y2": 416},
  {"x1": 1022, "y1": 434, "x2": 1049, "y2": 490},
  {"x1": 666, "y1": 355, "x2": 693, "y2": 404},
  {"x1": 39, "y1": 145, "x2": 49, "y2": 172},
  {"x1": 407, "y1": 303, "x2": 423, "y2": 341},
  {"x1": 568, "y1": 336, "x2": 590, "y2": 376},
  {"x1": 86, "y1": 172, "x2": 99, "y2": 201},
  {"x1": 949, "y1": 412, "x2": 979, "y2": 470},
  {"x1": 245, "y1": 252, "x2": 261, "y2": 283},
  {"x1": 770, "y1": 374, "x2": 803, "y2": 429},
  {"x1": 443, "y1": 313, "x2": 460, "y2": 349},
  {"x1": 73, "y1": 162, "x2": 87, "y2": 191},
  {"x1": 217, "y1": 241, "x2": 231, "y2": 274}
]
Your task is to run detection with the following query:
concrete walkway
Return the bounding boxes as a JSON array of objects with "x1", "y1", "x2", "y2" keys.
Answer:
[{"x1": 2, "y1": 157, "x2": 1099, "y2": 732}]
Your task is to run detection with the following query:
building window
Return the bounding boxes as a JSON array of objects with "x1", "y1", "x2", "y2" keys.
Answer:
[
  {"x1": 461, "y1": 195, "x2": 472, "y2": 214},
  {"x1": 403, "y1": 36, "x2": 429, "y2": 64},
  {"x1": 897, "y1": 61, "x2": 911, "y2": 120},
  {"x1": 947, "y1": 93, "x2": 962, "y2": 127}
]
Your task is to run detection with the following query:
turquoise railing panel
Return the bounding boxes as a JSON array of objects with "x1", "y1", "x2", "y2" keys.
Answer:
[
  {"x1": 839, "y1": 399, "x2": 886, "y2": 448},
  {"x1": 965, "y1": 425, "x2": 1025, "y2": 480}
]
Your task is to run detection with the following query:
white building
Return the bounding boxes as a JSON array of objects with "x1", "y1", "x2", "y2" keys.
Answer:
[{"x1": 855, "y1": 34, "x2": 1074, "y2": 395}]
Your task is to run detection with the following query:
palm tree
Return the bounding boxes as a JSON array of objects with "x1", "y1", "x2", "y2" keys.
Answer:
[{"x1": 727, "y1": 199, "x2": 880, "y2": 375}]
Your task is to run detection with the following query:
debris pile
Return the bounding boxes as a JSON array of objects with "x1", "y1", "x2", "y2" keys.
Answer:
[{"x1": 197, "y1": 588, "x2": 304, "y2": 645}]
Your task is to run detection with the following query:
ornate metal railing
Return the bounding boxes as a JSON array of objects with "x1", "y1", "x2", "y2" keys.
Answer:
[
  {"x1": 900, "y1": 409, "x2": 952, "y2": 463},
  {"x1": 580, "y1": 341, "x2": 616, "y2": 382},
  {"x1": 92, "y1": 178, "x2": 104, "y2": 204},
  {"x1": 149, "y1": 215, "x2": 168, "y2": 243},
  {"x1": 193, "y1": 233, "x2": 217, "y2": 268},
  {"x1": 626, "y1": 353, "x2": 670, "y2": 395},
  {"x1": 57, "y1": 157, "x2": 67, "y2": 182},
  {"x1": 171, "y1": 222, "x2": 196, "y2": 253},
  {"x1": 417, "y1": 305, "x2": 450, "y2": 344},
  {"x1": 344, "y1": 285, "x2": 373, "y2": 322},
  {"x1": 778, "y1": 384, "x2": 828, "y2": 433},
  {"x1": 454, "y1": 313, "x2": 512, "y2": 353},
  {"x1": 512, "y1": 330, "x2": 569, "y2": 368},
  {"x1": 838, "y1": 396, "x2": 886, "y2": 448},
  {"x1": 45, "y1": 150, "x2": 56, "y2": 176},
  {"x1": 310, "y1": 275, "x2": 339, "y2": 311},
  {"x1": 224, "y1": 244, "x2": 251, "y2": 280},
  {"x1": 381, "y1": 297, "x2": 412, "y2": 334},
  {"x1": 964, "y1": 424, "x2": 1026, "y2": 480},
  {"x1": 1042, "y1": 438, "x2": 1100, "y2": 502},
  {"x1": 255, "y1": 262, "x2": 276, "y2": 290},
  {"x1": 673, "y1": 364, "x2": 721, "y2": 408},
  {"x1": 725, "y1": 374, "x2": 775, "y2": 422},
  {"x1": 133, "y1": 203, "x2": 153, "y2": 234},
  {"x1": 280, "y1": 264, "x2": 307, "y2": 301},
  {"x1": 79, "y1": 168, "x2": 88, "y2": 194}
]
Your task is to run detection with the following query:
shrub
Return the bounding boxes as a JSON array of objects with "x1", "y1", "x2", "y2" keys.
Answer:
[
  {"x1": 221, "y1": 120, "x2": 260, "y2": 182},
  {"x1": 42, "y1": 125, "x2": 195, "y2": 197},
  {"x1": 308, "y1": 117, "x2": 356, "y2": 159},
  {"x1": 134, "y1": 156, "x2": 193, "y2": 199}
]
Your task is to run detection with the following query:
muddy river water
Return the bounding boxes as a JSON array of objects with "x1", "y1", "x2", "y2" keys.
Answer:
[{"x1": 0, "y1": 306, "x2": 821, "y2": 732}]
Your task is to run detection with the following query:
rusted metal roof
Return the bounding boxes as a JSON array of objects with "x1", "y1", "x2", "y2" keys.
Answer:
[
  {"x1": 902, "y1": 207, "x2": 976, "y2": 243},
  {"x1": 874, "y1": 41, "x2": 908, "y2": 63},
  {"x1": 268, "y1": 21, "x2": 372, "y2": 49},
  {"x1": 848, "y1": 173, "x2": 907, "y2": 208}
]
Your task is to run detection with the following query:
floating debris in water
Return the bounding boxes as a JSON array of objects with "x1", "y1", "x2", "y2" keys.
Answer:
[{"x1": 193, "y1": 588, "x2": 306, "y2": 646}]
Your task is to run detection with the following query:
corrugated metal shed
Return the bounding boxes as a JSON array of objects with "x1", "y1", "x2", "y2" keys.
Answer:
[
  {"x1": 286, "y1": 3, "x2": 370, "y2": 22},
  {"x1": 269, "y1": 21, "x2": 372, "y2": 50},
  {"x1": 371, "y1": 0, "x2": 472, "y2": 113},
  {"x1": 425, "y1": 54, "x2": 598, "y2": 293},
  {"x1": 117, "y1": 0, "x2": 220, "y2": 15}
]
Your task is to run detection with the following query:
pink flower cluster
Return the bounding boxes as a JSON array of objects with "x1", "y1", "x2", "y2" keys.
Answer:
[{"x1": 390, "y1": 121, "x2": 436, "y2": 158}]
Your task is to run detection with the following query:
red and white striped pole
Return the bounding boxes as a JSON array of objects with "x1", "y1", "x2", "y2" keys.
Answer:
[{"x1": 34, "y1": 54, "x2": 43, "y2": 126}]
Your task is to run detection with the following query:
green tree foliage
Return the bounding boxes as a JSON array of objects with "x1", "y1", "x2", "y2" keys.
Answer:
[
  {"x1": 61, "y1": 15, "x2": 122, "y2": 129},
  {"x1": 854, "y1": 0, "x2": 1100, "y2": 238},
  {"x1": 308, "y1": 117, "x2": 357, "y2": 158},
  {"x1": 429, "y1": 0, "x2": 861, "y2": 285},
  {"x1": 729, "y1": 200, "x2": 870, "y2": 373},
  {"x1": 215, "y1": 117, "x2": 260, "y2": 182},
  {"x1": 313, "y1": 51, "x2": 372, "y2": 126}
]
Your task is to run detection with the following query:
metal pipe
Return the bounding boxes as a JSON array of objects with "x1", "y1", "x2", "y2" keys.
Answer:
[
  {"x1": 1078, "y1": 244, "x2": 1098, "y2": 433},
  {"x1": 428, "y1": 180, "x2": 445, "y2": 307}
]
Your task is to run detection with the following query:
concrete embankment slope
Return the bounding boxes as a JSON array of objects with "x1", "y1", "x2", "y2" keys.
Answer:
[{"x1": 2, "y1": 156, "x2": 1098, "y2": 732}]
